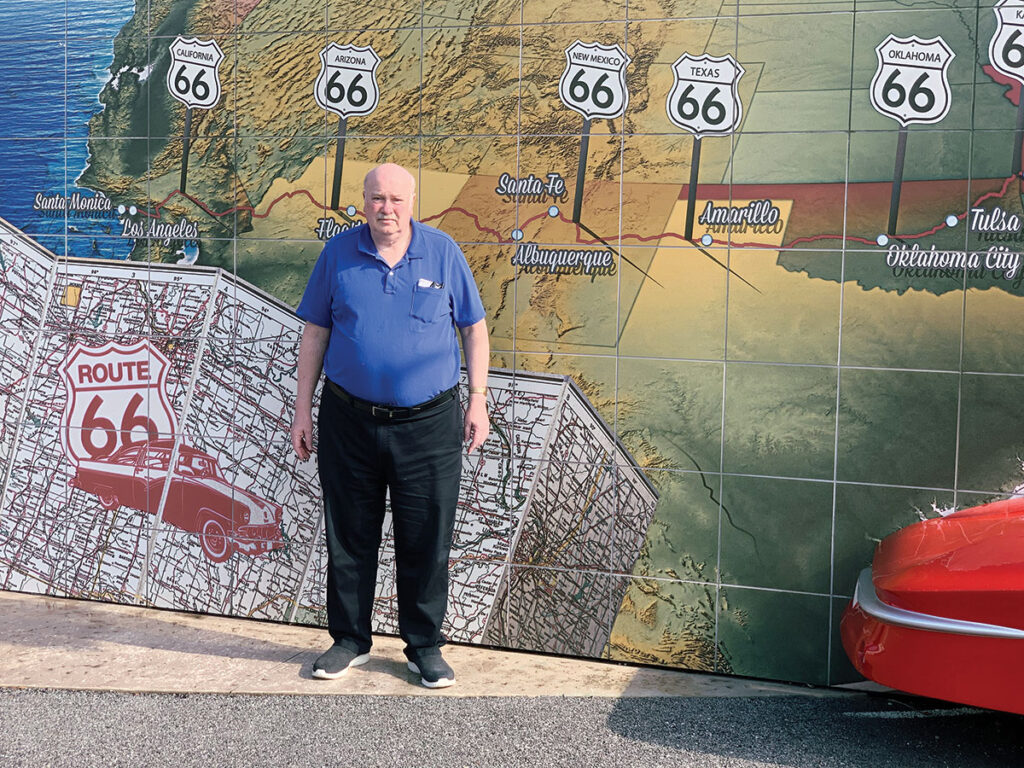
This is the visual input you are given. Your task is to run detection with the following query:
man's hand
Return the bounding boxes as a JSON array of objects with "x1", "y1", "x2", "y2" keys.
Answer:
[
  {"x1": 291, "y1": 322, "x2": 330, "y2": 461},
  {"x1": 291, "y1": 409, "x2": 315, "y2": 461},
  {"x1": 458, "y1": 318, "x2": 490, "y2": 454},
  {"x1": 464, "y1": 395, "x2": 489, "y2": 453}
]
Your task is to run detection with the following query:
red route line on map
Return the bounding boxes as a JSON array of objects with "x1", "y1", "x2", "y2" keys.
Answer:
[
  {"x1": 778, "y1": 175, "x2": 1019, "y2": 250},
  {"x1": 142, "y1": 174, "x2": 1021, "y2": 250}
]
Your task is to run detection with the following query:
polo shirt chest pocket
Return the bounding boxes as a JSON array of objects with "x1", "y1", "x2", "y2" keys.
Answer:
[{"x1": 410, "y1": 284, "x2": 447, "y2": 331}]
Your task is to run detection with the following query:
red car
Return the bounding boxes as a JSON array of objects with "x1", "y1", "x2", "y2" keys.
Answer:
[
  {"x1": 71, "y1": 439, "x2": 284, "y2": 563},
  {"x1": 841, "y1": 496, "x2": 1024, "y2": 715}
]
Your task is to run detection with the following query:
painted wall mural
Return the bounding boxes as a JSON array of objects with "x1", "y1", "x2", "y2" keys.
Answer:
[{"x1": 3, "y1": 0, "x2": 1024, "y2": 686}]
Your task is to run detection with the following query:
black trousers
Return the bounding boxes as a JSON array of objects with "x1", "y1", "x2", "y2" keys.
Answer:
[{"x1": 317, "y1": 382, "x2": 462, "y2": 657}]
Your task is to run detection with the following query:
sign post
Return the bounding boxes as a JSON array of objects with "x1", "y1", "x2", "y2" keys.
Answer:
[
  {"x1": 314, "y1": 43, "x2": 381, "y2": 211},
  {"x1": 166, "y1": 36, "x2": 225, "y2": 195},
  {"x1": 989, "y1": 1, "x2": 1024, "y2": 175},
  {"x1": 869, "y1": 35, "x2": 954, "y2": 235},
  {"x1": 666, "y1": 53, "x2": 745, "y2": 241},
  {"x1": 558, "y1": 40, "x2": 630, "y2": 223}
]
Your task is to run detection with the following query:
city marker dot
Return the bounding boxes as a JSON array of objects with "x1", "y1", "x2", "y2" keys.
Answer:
[
  {"x1": 512, "y1": 229, "x2": 524, "y2": 241},
  {"x1": 548, "y1": 205, "x2": 559, "y2": 217},
  {"x1": 701, "y1": 234, "x2": 713, "y2": 247},
  {"x1": 946, "y1": 214, "x2": 958, "y2": 227},
  {"x1": 346, "y1": 205, "x2": 357, "y2": 216},
  {"x1": 876, "y1": 234, "x2": 889, "y2": 247}
]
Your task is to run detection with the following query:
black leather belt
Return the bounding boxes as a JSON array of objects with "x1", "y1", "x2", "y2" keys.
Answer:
[{"x1": 327, "y1": 380, "x2": 456, "y2": 419}]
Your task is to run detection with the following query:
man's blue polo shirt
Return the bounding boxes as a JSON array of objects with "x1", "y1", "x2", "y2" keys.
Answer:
[{"x1": 296, "y1": 220, "x2": 485, "y2": 407}]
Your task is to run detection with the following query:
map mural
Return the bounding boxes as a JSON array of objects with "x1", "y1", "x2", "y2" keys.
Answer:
[{"x1": 4, "y1": 0, "x2": 1024, "y2": 687}]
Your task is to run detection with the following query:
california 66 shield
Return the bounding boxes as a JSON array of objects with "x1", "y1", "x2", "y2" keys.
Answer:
[
  {"x1": 166, "y1": 36, "x2": 224, "y2": 110},
  {"x1": 558, "y1": 40, "x2": 630, "y2": 120},
  {"x1": 667, "y1": 53, "x2": 744, "y2": 137},
  {"x1": 59, "y1": 340, "x2": 178, "y2": 466},
  {"x1": 870, "y1": 35, "x2": 954, "y2": 126},
  {"x1": 314, "y1": 42, "x2": 381, "y2": 119}
]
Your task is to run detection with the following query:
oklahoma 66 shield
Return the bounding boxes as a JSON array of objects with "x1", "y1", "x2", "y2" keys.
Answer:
[
  {"x1": 314, "y1": 42, "x2": 381, "y2": 118},
  {"x1": 990, "y1": 0, "x2": 1024, "y2": 85},
  {"x1": 558, "y1": 40, "x2": 630, "y2": 120},
  {"x1": 870, "y1": 35, "x2": 954, "y2": 126},
  {"x1": 667, "y1": 53, "x2": 744, "y2": 137},
  {"x1": 59, "y1": 340, "x2": 178, "y2": 465}
]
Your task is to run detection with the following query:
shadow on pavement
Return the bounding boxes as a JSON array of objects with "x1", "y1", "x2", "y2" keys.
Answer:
[{"x1": 606, "y1": 694, "x2": 1024, "y2": 768}]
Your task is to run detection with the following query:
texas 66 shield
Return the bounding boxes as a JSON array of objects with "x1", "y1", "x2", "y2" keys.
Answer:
[
  {"x1": 667, "y1": 53, "x2": 744, "y2": 137},
  {"x1": 870, "y1": 35, "x2": 954, "y2": 126},
  {"x1": 60, "y1": 340, "x2": 178, "y2": 465}
]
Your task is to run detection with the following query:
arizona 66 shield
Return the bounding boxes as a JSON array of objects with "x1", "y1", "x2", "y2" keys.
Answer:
[
  {"x1": 667, "y1": 53, "x2": 744, "y2": 137},
  {"x1": 870, "y1": 35, "x2": 955, "y2": 126},
  {"x1": 166, "y1": 36, "x2": 224, "y2": 110},
  {"x1": 60, "y1": 340, "x2": 178, "y2": 465},
  {"x1": 990, "y1": 1, "x2": 1024, "y2": 85},
  {"x1": 314, "y1": 43, "x2": 381, "y2": 118},
  {"x1": 558, "y1": 40, "x2": 630, "y2": 120}
]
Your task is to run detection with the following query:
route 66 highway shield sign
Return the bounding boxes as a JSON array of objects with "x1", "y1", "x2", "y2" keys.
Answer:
[
  {"x1": 314, "y1": 43, "x2": 381, "y2": 118},
  {"x1": 166, "y1": 36, "x2": 224, "y2": 110},
  {"x1": 990, "y1": 1, "x2": 1024, "y2": 85},
  {"x1": 666, "y1": 53, "x2": 744, "y2": 137},
  {"x1": 59, "y1": 340, "x2": 178, "y2": 466},
  {"x1": 870, "y1": 35, "x2": 954, "y2": 126},
  {"x1": 558, "y1": 40, "x2": 630, "y2": 120}
]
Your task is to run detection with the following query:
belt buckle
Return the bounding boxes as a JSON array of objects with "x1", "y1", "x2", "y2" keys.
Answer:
[{"x1": 371, "y1": 404, "x2": 393, "y2": 419}]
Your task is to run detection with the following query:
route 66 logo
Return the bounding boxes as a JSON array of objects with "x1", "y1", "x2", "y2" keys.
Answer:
[
  {"x1": 166, "y1": 36, "x2": 224, "y2": 110},
  {"x1": 558, "y1": 40, "x2": 630, "y2": 120},
  {"x1": 666, "y1": 53, "x2": 744, "y2": 137},
  {"x1": 314, "y1": 43, "x2": 381, "y2": 118},
  {"x1": 870, "y1": 35, "x2": 954, "y2": 126},
  {"x1": 990, "y1": 1, "x2": 1024, "y2": 85},
  {"x1": 59, "y1": 340, "x2": 178, "y2": 465}
]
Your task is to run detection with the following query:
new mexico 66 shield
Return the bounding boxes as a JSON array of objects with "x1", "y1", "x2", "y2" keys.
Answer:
[
  {"x1": 870, "y1": 35, "x2": 954, "y2": 126},
  {"x1": 59, "y1": 341, "x2": 178, "y2": 465},
  {"x1": 314, "y1": 43, "x2": 381, "y2": 118},
  {"x1": 167, "y1": 36, "x2": 224, "y2": 110},
  {"x1": 990, "y1": 1, "x2": 1024, "y2": 85},
  {"x1": 667, "y1": 53, "x2": 744, "y2": 137},
  {"x1": 558, "y1": 40, "x2": 630, "y2": 120}
]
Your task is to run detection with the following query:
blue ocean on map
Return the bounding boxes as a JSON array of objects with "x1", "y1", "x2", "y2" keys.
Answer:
[{"x1": 0, "y1": 0, "x2": 135, "y2": 259}]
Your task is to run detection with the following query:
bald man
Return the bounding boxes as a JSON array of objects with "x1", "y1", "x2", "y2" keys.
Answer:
[{"x1": 291, "y1": 163, "x2": 489, "y2": 688}]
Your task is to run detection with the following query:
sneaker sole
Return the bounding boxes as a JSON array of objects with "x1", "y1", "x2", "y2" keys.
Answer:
[
  {"x1": 407, "y1": 660, "x2": 455, "y2": 689},
  {"x1": 311, "y1": 652, "x2": 370, "y2": 680}
]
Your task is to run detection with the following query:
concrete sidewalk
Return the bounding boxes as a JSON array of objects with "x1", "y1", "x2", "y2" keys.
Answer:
[
  {"x1": 6, "y1": 591, "x2": 1023, "y2": 768},
  {"x1": 0, "y1": 589, "x2": 843, "y2": 699}
]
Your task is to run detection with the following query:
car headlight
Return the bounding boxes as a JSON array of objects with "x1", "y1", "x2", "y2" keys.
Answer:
[{"x1": 245, "y1": 502, "x2": 274, "y2": 526}]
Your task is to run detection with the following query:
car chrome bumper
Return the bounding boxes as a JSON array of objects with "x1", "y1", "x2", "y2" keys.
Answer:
[{"x1": 853, "y1": 567, "x2": 1024, "y2": 640}]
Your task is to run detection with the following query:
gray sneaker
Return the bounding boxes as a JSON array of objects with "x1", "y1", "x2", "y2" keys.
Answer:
[
  {"x1": 407, "y1": 651, "x2": 455, "y2": 689},
  {"x1": 312, "y1": 644, "x2": 370, "y2": 680}
]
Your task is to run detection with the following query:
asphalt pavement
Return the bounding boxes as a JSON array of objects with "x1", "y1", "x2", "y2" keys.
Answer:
[{"x1": 1, "y1": 591, "x2": 1021, "y2": 767}]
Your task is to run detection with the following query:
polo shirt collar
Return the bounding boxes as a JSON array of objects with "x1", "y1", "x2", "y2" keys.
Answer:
[{"x1": 357, "y1": 220, "x2": 424, "y2": 264}]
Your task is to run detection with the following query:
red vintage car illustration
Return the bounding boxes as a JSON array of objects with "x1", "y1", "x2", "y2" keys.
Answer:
[
  {"x1": 70, "y1": 439, "x2": 285, "y2": 563},
  {"x1": 841, "y1": 496, "x2": 1024, "y2": 715}
]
